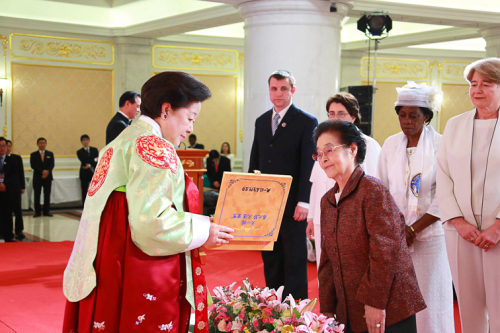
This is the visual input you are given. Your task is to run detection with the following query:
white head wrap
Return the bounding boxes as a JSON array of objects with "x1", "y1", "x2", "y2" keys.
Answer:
[{"x1": 395, "y1": 81, "x2": 444, "y2": 112}]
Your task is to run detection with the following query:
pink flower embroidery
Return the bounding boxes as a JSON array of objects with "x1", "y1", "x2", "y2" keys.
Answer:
[
  {"x1": 143, "y1": 293, "x2": 156, "y2": 301},
  {"x1": 93, "y1": 321, "x2": 105, "y2": 331},
  {"x1": 135, "y1": 314, "x2": 145, "y2": 325},
  {"x1": 159, "y1": 322, "x2": 173, "y2": 331}
]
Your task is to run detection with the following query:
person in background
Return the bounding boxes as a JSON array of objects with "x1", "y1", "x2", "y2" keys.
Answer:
[
  {"x1": 62, "y1": 71, "x2": 233, "y2": 332},
  {"x1": 316, "y1": 120, "x2": 426, "y2": 333},
  {"x1": 206, "y1": 149, "x2": 231, "y2": 191},
  {"x1": 106, "y1": 91, "x2": 141, "y2": 144},
  {"x1": 249, "y1": 69, "x2": 317, "y2": 300},
  {"x1": 77, "y1": 134, "x2": 99, "y2": 206},
  {"x1": 6, "y1": 140, "x2": 25, "y2": 240},
  {"x1": 306, "y1": 93, "x2": 381, "y2": 268},
  {"x1": 188, "y1": 134, "x2": 205, "y2": 149},
  {"x1": 30, "y1": 137, "x2": 54, "y2": 217},
  {"x1": 220, "y1": 142, "x2": 235, "y2": 170},
  {"x1": 377, "y1": 82, "x2": 454, "y2": 333},
  {"x1": 437, "y1": 57, "x2": 500, "y2": 333},
  {"x1": 0, "y1": 137, "x2": 20, "y2": 242}
]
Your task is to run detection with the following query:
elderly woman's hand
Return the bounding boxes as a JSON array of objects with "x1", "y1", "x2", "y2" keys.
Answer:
[
  {"x1": 204, "y1": 223, "x2": 234, "y2": 247},
  {"x1": 474, "y1": 219, "x2": 500, "y2": 252},
  {"x1": 451, "y1": 217, "x2": 481, "y2": 245},
  {"x1": 364, "y1": 305, "x2": 386, "y2": 333}
]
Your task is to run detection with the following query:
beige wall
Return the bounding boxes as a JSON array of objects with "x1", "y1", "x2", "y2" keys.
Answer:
[
  {"x1": 12, "y1": 63, "x2": 113, "y2": 156},
  {"x1": 440, "y1": 83, "x2": 473, "y2": 132}
]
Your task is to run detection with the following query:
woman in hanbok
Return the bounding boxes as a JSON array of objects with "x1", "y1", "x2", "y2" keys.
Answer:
[
  {"x1": 306, "y1": 93, "x2": 381, "y2": 268},
  {"x1": 377, "y1": 82, "x2": 454, "y2": 333},
  {"x1": 437, "y1": 57, "x2": 500, "y2": 333},
  {"x1": 62, "y1": 72, "x2": 234, "y2": 333}
]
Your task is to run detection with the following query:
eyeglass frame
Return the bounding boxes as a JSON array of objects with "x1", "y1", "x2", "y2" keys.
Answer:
[
  {"x1": 326, "y1": 111, "x2": 351, "y2": 119},
  {"x1": 312, "y1": 144, "x2": 348, "y2": 161}
]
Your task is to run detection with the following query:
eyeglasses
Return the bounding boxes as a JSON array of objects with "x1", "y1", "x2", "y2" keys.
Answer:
[
  {"x1": 312, "y1": 144, "x2": 347, "y2": 161},
  {"x1": 327, "y1": 111, "x2": 350, "y2": 119}
]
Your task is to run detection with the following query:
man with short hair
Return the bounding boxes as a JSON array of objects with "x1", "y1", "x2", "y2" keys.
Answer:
[
  {"x1": 0, "y1": 137, "x2": 22, "y2": 242},
  {"x1": 188, "y1": 134, "x2": 204, "y2": 149},
  {"x1": 77, "y1": 134, "x2": 99, "y2": 206},
  {"x1": 206, "y1": 149, "x2": 231, "y2": 190},
  {"x1": 249, "y1": 70, "x2": 318, "y2": 300},
  {"x1": 106, "y1": 91, "x2": 141, "y2": 144},
  {"x1": 30, "y1": 138, "x2": 54, "y2": 217},
  {"x1": 6, "y1": 140, "x2": 25, "y2": 240}
]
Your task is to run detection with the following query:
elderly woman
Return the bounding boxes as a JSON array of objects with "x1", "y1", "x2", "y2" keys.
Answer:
[
  {"x1": 316, "y1": 120, "x2": 425, "y2": 333},
  {"x1": 307, "y1": 93, "x2": 381, "y2": 268},
  {"x1": 62, "y1": 72, "x2": 233, "y2": 332},
  {"x1": 377, "y1": 82, "x2": 454, "y2": 333},
  {"x1": 437, "y1": 57, "x2": 500, "y2": 333}
]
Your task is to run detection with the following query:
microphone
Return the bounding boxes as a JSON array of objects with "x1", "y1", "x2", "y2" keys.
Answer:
[{"x1": 179, "y1": 141, "x2": 187, "y2": 150}]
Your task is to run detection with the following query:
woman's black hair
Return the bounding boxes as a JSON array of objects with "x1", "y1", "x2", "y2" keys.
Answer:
[
  {"x1": 140, "y1": 71, "x2": 211, "y2": 118},
  {"x1": 313, "y1": 120, "x2": 367, "y2": 165},
  {"x1": 395, "y1": 106, "x2": 434, "y2": 125}
]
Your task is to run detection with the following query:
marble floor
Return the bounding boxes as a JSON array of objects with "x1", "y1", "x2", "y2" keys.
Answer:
[{"x1": 1, "y1": 210, "x2": 81, "y2": 243}]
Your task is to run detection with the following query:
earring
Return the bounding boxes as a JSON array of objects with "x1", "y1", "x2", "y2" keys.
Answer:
[{"x1": 162, "y1": 113, "x2": 168, "y2": 120}]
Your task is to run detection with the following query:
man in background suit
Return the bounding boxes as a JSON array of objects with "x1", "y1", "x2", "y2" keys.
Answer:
[
  {"x1": 249, "y1": 70, "x2": 318, "y2": 300},
  {"x1": 77, "y1": 134, "x2": 99, "y2": 206},
  {"x1": 0, "y1": 137, "x2": 23, "y2": 242},
  {"x1": 6, "y1": 140, "x2": 26, "y2": 240},
  {"x1": 206, "y1": 149, "x2": 231, "y2": 190},
  {"x1": 106, "y1": 91, "x2": 141, "y2": 144},
  {"x1": 188, "y1": 134, "x2": 205, "y2": 149},
  {"x1": 30, "y1": 137, "x2": 54, "y2": 217}
]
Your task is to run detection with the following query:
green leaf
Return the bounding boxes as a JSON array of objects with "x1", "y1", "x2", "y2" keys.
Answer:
[{"x1": 293, "y1": 308, "x2": 301, "y2": 319}]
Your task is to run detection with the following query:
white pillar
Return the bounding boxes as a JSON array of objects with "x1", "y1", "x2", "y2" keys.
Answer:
[
  {"x1": 239, "y1": 0, "x2": 351, "y2": 171},
  {"x1": 481, "y1": 27, "x2": 500, "y2": 58}
]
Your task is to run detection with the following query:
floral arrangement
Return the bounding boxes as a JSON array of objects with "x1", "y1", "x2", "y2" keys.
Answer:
[{"x1": 208, "y1": 279, "x2": 344, "y2": 333}]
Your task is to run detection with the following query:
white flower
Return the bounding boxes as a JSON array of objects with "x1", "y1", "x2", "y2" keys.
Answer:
[
  {"x1": 197, "y1": 302, "x2": 205, "y2": 311},
  {"x1": 197, "y1": 321, "x2": 206, "y2": 330},
  {"x1": 195, "y1": 267, "x2": 202, "y2": 276},
  {"x1": 197, "y1": 285, "x2": 204, "y2": 294}
]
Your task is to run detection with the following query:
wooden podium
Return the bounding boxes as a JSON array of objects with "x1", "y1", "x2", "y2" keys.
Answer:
[{"x1": 177, "y1": 149, "x2": 208, "y2": 210}]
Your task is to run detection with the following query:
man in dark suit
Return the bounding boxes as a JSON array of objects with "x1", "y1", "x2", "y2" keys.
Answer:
[
  {"x1": 206, "y1": 149, "x2": 231, "y2": 190},
  {"x1": 188, "y1": 134, "x2": 205, "y2": 149},
  {"x1": 6, "y1": 140, "x2": 26, "y2": 240},
  {"x1": 249, "y1": 70, "x2": 318, "y2": 300},
  {"x1": 0, "y1": 137, "x2": 23, "y2": 242},
  {"x1": 106, "y1": 91, "x2": 141, "y2": 144},
  {"x1": 77, "y1": 134, "x2": 99, "y2": 206},
  {"x1": 30, "y1": 137, "x2": 55, "y2": 217}
]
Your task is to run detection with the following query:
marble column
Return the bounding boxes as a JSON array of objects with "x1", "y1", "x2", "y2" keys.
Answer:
[
  {"x1": 238, "y1": 0, "x2": 351, "y2": 170},
  {"x1": 480, "y1": 27, "x2": 500, "y2": 58},
  {"x1": 113, "y1": 36, "x2": 153, "y2": 110}
]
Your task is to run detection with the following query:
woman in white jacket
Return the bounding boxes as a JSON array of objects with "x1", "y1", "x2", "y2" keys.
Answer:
[
  {"x1": 306, "y1": 93, "x2": 381, "y2": 268},
  {"x1": 437, "y1": 58, "x2": 500, "y2": 333},
  {"x1": 377, "y1": 82, "x2": 454, "y2": 333}
]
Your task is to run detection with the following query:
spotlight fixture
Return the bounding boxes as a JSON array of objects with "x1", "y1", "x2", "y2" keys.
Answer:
[{"x1": 357, "y1": 13, "x2": 392, "y2": 39}]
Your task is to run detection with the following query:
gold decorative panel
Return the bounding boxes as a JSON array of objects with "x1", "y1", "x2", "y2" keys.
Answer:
[
  {"x1": 12, "y1": 63, "x2": 113, "y2": 156},
  {"x1": 361, "y1": 57, "x2": 428, "y2": 80},
  {"x1": 10, "y1": 33, "x2": 114, "y2": 65},
  {"x1": 370, "y1": 81, "x2": 404, "y2": 146},
  {"x1": 153, "y1": 45, "x2": 238, "y2": 72},
  {"x1": 442, "y1": 61, "x2": 471, "y2": 81},
  {"x1": 440, "y1": 84, "x2": 473, "y2": 133}
]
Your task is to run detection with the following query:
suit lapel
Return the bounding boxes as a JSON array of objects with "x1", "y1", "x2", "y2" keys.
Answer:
[
  {"x1": 261, "y1": 110, "x2": 273, "y2": 143},
  {"x1": 271, "y1": 104, "x2": 299, "y2": 142}
]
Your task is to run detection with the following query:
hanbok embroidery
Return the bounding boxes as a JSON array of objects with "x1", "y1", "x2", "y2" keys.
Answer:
[
  {"x1": 143, "y1": 293, "x2": 157, "y2": 301},
  {"x1": 93, "y1": 321, "x2": 106, "y2": 331},
  {"x1": 88, "y1": 148, "x2": 113, "y2": 197},
  {"x1": 136, "y1": 135, "x2": 178, "y2": 173},
  {"x1": 135, "y1": 314, "x2": 145, "y2": 325},
  {"x1": 159, "y1": 322, "x2": 173, "y2": 331}
]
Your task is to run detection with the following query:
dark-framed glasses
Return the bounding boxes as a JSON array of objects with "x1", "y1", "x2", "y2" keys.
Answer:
[{"x1": 312, "y1": 144, "x2": 347, "y2": 161}]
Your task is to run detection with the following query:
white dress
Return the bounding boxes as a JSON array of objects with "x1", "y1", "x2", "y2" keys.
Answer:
[{"x1": 308, "y1": 133, "x2": 381, "y2": 269}]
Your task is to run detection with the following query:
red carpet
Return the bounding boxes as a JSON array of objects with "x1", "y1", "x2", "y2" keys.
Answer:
[{"x1": 0, "y1": 242, "x2": 462, "y2": 332}]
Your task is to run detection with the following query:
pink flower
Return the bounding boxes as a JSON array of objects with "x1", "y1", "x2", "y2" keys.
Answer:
[
  {"x1": 218, "y1": 320, "x2": 227, "y2": 331},
  {"x1": 226, "y1": 321, "x2": 233, "y2": 332}
]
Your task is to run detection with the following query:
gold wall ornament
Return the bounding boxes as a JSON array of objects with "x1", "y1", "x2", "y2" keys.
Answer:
[
  {"x1": 360, "y1": 57, "x2": 429, "y2": 80},
  {"x1": 153, "y1": 45, "x2": 238, "y2": 72},
  {"x1": 10, "y1": 33, "x2": 114, "y2": 65},
  {"x1": 442, "y1": 61, "x2": 471, "y2": 81},
  {"x1": 0, "y1": 35, "x2": 7, "y2": 57},
  {"x1": 182, "y1": 159, "x2": 195, "y2": 168}
]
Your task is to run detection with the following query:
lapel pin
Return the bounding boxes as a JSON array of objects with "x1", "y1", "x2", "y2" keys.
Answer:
[{"x1": 282, "y1": 123, "x2": 286, "y2": 127}]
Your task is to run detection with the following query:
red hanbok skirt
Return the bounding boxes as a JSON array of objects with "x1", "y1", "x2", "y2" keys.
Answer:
[{"x1": 62, "y1": 191, "x2": 191, "y2": 333}]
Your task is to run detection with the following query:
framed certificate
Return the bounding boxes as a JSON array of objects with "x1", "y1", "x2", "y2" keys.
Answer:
[{"x1": 206, "y1": 172, "x2": 292, "y2": 251}]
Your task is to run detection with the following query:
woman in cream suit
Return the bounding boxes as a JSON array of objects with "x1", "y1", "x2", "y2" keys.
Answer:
[
  {"x1": 437, "y1": 57, "x2": 500, "y2": 333},
  {"x1": 306, "y1": 93, "x2": 381, "y2": 269}
]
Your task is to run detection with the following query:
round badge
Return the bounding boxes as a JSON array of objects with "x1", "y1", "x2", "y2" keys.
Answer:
[
  {"x1": 88, "y1": 148, "x2": 113, "y2": 197},
  {"x1": 135, "y1": 135, "x2": 178, "y2": 173},
  {"x1": 410, "y1": 173, "x2": 421, "y2": 198}
]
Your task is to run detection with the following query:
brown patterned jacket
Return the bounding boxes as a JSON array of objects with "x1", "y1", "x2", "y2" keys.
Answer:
[{"x1": 318, "y1": 166, "x2": 426, "y2": 332}]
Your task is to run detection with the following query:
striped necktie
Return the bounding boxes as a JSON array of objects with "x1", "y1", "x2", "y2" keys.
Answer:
[{"x1": 272, "y1": 113, "x2": 280, "y2": 136}]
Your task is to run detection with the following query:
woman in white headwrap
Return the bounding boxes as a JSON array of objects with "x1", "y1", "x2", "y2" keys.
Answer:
[{"x1": 377, "y1": 82, "x2": 454, "y2": 333}]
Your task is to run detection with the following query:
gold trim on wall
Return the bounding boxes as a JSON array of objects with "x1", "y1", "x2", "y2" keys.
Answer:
[
  {"x1": 10, "y1": 33, "x2": 114, "y2": 65},
  {"x1": 361, "y1": 57, "x2": 429, "y2": 80},
  {"x1": 152, "y1": 45, "x2": 238, "y2": 72},
  {"x1": 442, "y1": 60, "x2": 471, "y2": 82},
  {"x1": 11, "y1": 63, "x2": 114, "y2": 156},
  {"x1": 1, "y1": 34, "x2": 7, "y2": 137}
]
